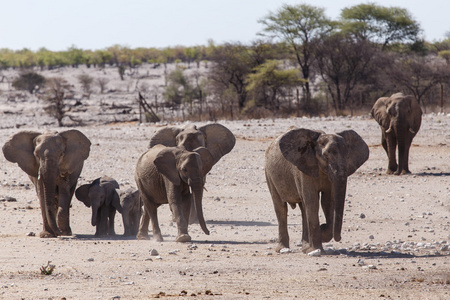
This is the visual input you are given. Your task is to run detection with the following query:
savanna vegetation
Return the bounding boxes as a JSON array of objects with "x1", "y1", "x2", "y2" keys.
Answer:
[{"x1": 1, "y1": 3, "x2": 450, "y2": 123}]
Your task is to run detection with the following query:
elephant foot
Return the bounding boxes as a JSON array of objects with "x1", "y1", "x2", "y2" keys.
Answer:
[
  {"x1": 175, "y1": 234, "x2": 191, "y2": 243},
  {"x1": 137, "y1": 232, "x2": 150, "y2": 240},
  {"x1": 275, "y1": 244, "x2": 290, "y2": 253},
  {"x1": 153, "y1": 233, "x2": 164, "y2": 242},
  {"x1": 386, "y1": 169, "x2": 395, "y2": 175},
  {"x1": 60, "y1": 229, "x2": 72, "y2": 236},
  {"x1": 401, "y1": 169, "x2": 411, "y2": 175},
  {"x1": 39, "y1": 230, "x2": 58, "y2": 238},
  {"x1": 320, "y1": 224, "x2": 333, "y2": 242}
]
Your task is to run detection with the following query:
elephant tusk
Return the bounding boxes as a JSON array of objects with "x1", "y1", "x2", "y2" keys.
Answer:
[
  {"x1": 385, "y1": 127, "x2": 392, "y2": 133},
  {"x1": 409, "y1": 128, "x2": 416, "y2": 134},
  {"x1": 189, "y1": 185, "x2": 192, "y2": 194},
  {"x1": 203, "y1": 186, "x2": 208, "y2": 192}
]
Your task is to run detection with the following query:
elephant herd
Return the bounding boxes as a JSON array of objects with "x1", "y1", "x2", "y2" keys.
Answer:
[{"x1": 2, "y1": 92, "x2": 423, "y2": 255}]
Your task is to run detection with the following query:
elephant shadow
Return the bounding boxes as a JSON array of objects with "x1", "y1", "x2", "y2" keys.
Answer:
[
  {"x1": 342, "y1": 250, "x2": 448, "y2": 259},
  {"x1": 71, "y1": 234, "x2": 142, "y2": 241},
  {"x1": 416, "y1": 172, "x2": 450, "y2": 177},
  {"x1": 206, "y1": 220, "x2": 275, "y2": 227}
]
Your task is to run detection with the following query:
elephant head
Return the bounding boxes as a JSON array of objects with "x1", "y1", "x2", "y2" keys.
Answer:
[
  {"x1": 154, "y1": 146, "x2": 215, "y2": 236},
  {"x1": 149, "y1": 123, "x2": 236, "y2": 164},
  {"x1": 2, "y1": 130, "x2": 91, "y2": 237},
  {"x1": 371, "y1": 93, "x2": 422, "y2": 135},
  {"x1": 279, "y1": 128, "x2": 369, "y2": 242},
  {"x1": 75, "y1": 176, "x2": 121, "y2": 231}
]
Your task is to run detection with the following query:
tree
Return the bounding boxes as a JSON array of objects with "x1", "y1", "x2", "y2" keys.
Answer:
[
  {"x1": 12, "y1": 72, "x2": 46, "y2": 94},
  {"x1": 340, "y1": 3, "x2": 421, "y2": 50},
  {"x1": 259, "y1": 4, "x2": 335, "y2": 111},
  {"x1": 96, "y1": 77, "x2": 110, "y2": 94},
  {"x1": 246, "y1": 60, "x2": 303, "y2": 111},
  {"x1": 77, "y1": 74, "x2": 93, "y2": 98},
  {"x1": 42, "y1": 77, "x2": 72, "y2": 126},
  {"x1": 314, "y1": 33, "x2": 379, "y2": 113}
]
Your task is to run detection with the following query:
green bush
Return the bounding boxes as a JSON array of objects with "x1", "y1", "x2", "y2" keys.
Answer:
[{"x1": 12, "y1": 72, "x2": 46, "y2": 94}]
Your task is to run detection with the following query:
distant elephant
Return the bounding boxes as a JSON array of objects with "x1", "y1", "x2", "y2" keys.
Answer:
[
  {"x1": 117, "y1": 188, "x2": 142, "y2": 236},
  {"x1": 75, "y1": 176, "x2": 122, "y2": 236},
  {"x1": 371, "y1": 92, "x2": 422, "y2": 175},
  {"x1": 149, "y1": 123, "x2": 235, "y2": 223},
  {"x1": 135, "y1": 144, "x2": 215, "y2": 242},
  {"x1": 2, "y1": 130, "x2": 91, "y2": 238},
  {"x1": 265, "y1": 128, "x2": 369, "y2": 254}
]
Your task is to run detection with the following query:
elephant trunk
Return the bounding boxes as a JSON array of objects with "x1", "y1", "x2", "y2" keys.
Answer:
[
  {"x1": 91, "y1": 206, "x2": 98, "y2": 226},
  {"x1": 191, "y1": 181, "x2": 209, "y2": 235},
  {"x1": 41, "y1": 159, "x2": 61, "y2": 236},
  {"x1": 332, "y1": 177, "x2": 347, "y2": 242}
]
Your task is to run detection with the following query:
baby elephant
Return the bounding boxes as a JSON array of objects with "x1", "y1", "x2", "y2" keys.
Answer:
[
  {"x1": 75, "y1": 176, "x2": 122, "y2": 236},
  {"x1": 117, "y1": 188, "x2": 142, "y2": 236}
]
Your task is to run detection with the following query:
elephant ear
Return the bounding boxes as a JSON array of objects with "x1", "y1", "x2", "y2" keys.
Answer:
[
  {"x1": 2, "y1": 131, "x2": 41, "y2": 177},
  {"x1": 371, "y1": 97, "x2": 390, "y2": 130},
  {"x1": 75, "y1": 182, "x2": 94, "y2": 207},
  {"x1": 154, "y1": 147, "x2": 181, "y2": 185},
  {"x1": 337, "y1": 130, "x2": 369, "y2": 176},
  {"x1": 278, "y1": 128, "x2": 323, "y2": 178},
  {"x1": 148, "y1": 127, "x2": 182, "y2": 148},
  {"x1": 199, "y1": 124, "x2": 236, "y2": 164},
  {"x1": 404, "y1": 95, "x2": 423, "y2": 132},
  {"x1": 59, "y1": 130, "x2": 91, "y2": 174},
  {"x1": 111, "y1": 189, "x2": 123, "y2": 214},
  {"x1": 194, "y1": 147, "x2": 215, "y2": 177}
]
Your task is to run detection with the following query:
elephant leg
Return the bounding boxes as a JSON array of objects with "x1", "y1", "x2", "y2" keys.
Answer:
[
  {"x1": 108, "y1": 209, "x2": 116, "y2": 236},
  {"x1": 319, "y1": 189, "x2": 333, "y2": 243},
  {"x1": 122, "y1": 212, "x2": 131, "y2": 236},
  {"x1": 170, "y1": 200, "x2": 191, "y2": 243},
  {"x1": 385, "y1": 133, "x2": 398, "y2": 174},
  {"x1": 267, "y1": 180, "x2": 289, "y2": 252},
  {"x1": 147, "y1": 203, "x2": 163, "y2": 242},
  {"x1": 56, "y1": 183, "x2": 72, "y2": 236},
  {"x1": 137, "y1": 207, "x2": 151, "y2": 240},
  {"x1": 299, "y1": 201, "x2": 310, "y2": 251},
  {"x1": 397, "y1": 136, "x2": 412, "y2": 175},
  {"x1": 302, "y1": 188, "x2": 323, "y2": 253}
]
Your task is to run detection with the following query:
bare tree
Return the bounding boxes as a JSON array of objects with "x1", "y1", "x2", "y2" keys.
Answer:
[
  {"x1": 96, "y1": 77, "x2": 110, "y2": 94},
  {"x1": 42, "y1": 77, "x2": 72, "y2": 126}
]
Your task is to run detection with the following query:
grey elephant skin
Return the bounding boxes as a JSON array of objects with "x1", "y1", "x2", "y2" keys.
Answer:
[
  {"x1": 76, "y1": 176, "x2": 122, "y2": 236},
  {"x1": 371, "y1": 92, "x2": 422, "y2": 175},
  {"x1": 265, "y1": 128, "x2": 369, "y2": 254},
  {"x1": 149, "y1": 123, "x2": 235, "y2": 223},
  {"x1": 135, "y1": 144, "x2": 215, "y2": 242},
  {"x1": 117, "y1": 188, "x2": 142, "y2": 236},
  {"x1": 2, "y1": 130, "x2": 91, "y2": 238}
]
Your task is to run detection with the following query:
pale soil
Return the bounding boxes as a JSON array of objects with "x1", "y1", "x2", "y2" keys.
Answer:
[{"x1": 0, "y1": 65, "x2": 449, "y2": 299}]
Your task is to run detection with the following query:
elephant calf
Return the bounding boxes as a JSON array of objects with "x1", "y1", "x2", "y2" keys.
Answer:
[
  {"x1": 75, "y1": 176, "x2": 122, "y2": 236},
  {"x1": 265, "y1": 128, "x2": 369, "y2": 254},
  {"x1": 117, "y1": 188, "x2": 142, "y2": 236}
]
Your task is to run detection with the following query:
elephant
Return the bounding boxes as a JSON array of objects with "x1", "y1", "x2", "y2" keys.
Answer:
[
  {"x1": 135, "y1": 144, "x2": 215, "y2": 242},
  {"x1": 149, "y1": 123, "x2": 235, "y2": 223},
  {"x1": 2, "y1": 130, "x2": 91, "y2": 238},
  {"x1": 117, "y1": 188, "x2": 142, "y2": 236},
  {"x1": 371, "y1": 92, "x2": 422, "y2": 175},
  {"x1": 75, "y1": 176, "x2": 122, "y2": 236},
  {"x1": 265, "y1": 128, "x2": 369, "y2": 254}
]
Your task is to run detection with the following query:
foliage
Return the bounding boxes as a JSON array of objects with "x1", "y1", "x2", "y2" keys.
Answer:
[
  {"x1": 12, "y1": 71, "x2": 46, "y2": 94},
  {"x1": 77, "y1": 74, "x2": 93, "y2": 96},
  {"x1": 42, "y1": 77, "x2": 72, "y2": 126},
  {"x1": 340, "y1": 3, "x2": 421, "y2": 50},
  {"x1": 259, "y1": 4, "x2": 336, "y2": 111}
]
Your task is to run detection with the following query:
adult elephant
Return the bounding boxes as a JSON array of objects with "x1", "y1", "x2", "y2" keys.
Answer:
[
  {"x1": 265, "y1": 128, "x2": 369, "y2": 254},
  {"x1": 2, "y1": 130, "x2": 91, "y2": 238},
  {"x1": 149, "y1": 123, "x2": 235, "y2": 222},
  {"x1": 135, "y1": 145, "x2": 215, "y2": 242},
  {"x1": 75, "y1": 176, "x2": 122, "y2": 236},
  {"x1": 371, "y1": 93, "x2": 422, "y2": 175}
]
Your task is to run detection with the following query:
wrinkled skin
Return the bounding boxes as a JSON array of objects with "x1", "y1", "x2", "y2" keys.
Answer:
[
  {"x1": 265, "y1": 128, "x2": 369, "y2": 254},
  {"x1": 117, "y1": 188, "x2": 142, "y2": 236},
  {"x1": 135, "y1": 145, "x2": 215, "y2": 242},
  {"x1": 2, "y1": 130, "x2": 91, "y2": 238},
  {"x1": 371, "y1": 93, "x2": 422, "y2": 175},
  {"x1": 149, "y1": 123, "x2": 235, "y2": 223},
  {"x1": 75, "y1": 176, "x2": 121, "y2": 236}
]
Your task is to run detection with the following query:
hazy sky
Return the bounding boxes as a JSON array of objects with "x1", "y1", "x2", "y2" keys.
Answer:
[{"x1": 1, "y1": 0, "x2": 448, "y2": 51}]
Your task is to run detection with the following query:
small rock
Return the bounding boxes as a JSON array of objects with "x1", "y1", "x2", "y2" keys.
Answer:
[
  {"x1": 359, "y1": 213, "x2": 366, "y2": 219},
  {"x1": 279, "y1": 248, "x2": 291, "y2": 254},
  {"x1": 307, "y1": 249, "x2": 321, "y2": 257},
  {"x1": 369, "y1": 235, "x2": 374, "y2": 240},
  {"x1": 149, "y1": 249, "x2": 159, "y2": 256},
  {"x1": 26, "y1": 232, "x2": 35, "y2": 236},
  {"x1": 87, "y1": 258, "x2": 94, "y2": 262}
]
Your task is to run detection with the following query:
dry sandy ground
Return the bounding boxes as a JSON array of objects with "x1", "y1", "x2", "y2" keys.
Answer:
[{"x1": 0, "y1": 66, "x2": 449, "y2": 299}]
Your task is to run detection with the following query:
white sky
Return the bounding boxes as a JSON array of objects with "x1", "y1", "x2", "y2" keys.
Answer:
[{"x1": 1, "y1": 0, "x2": 448, "y2": 51}]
